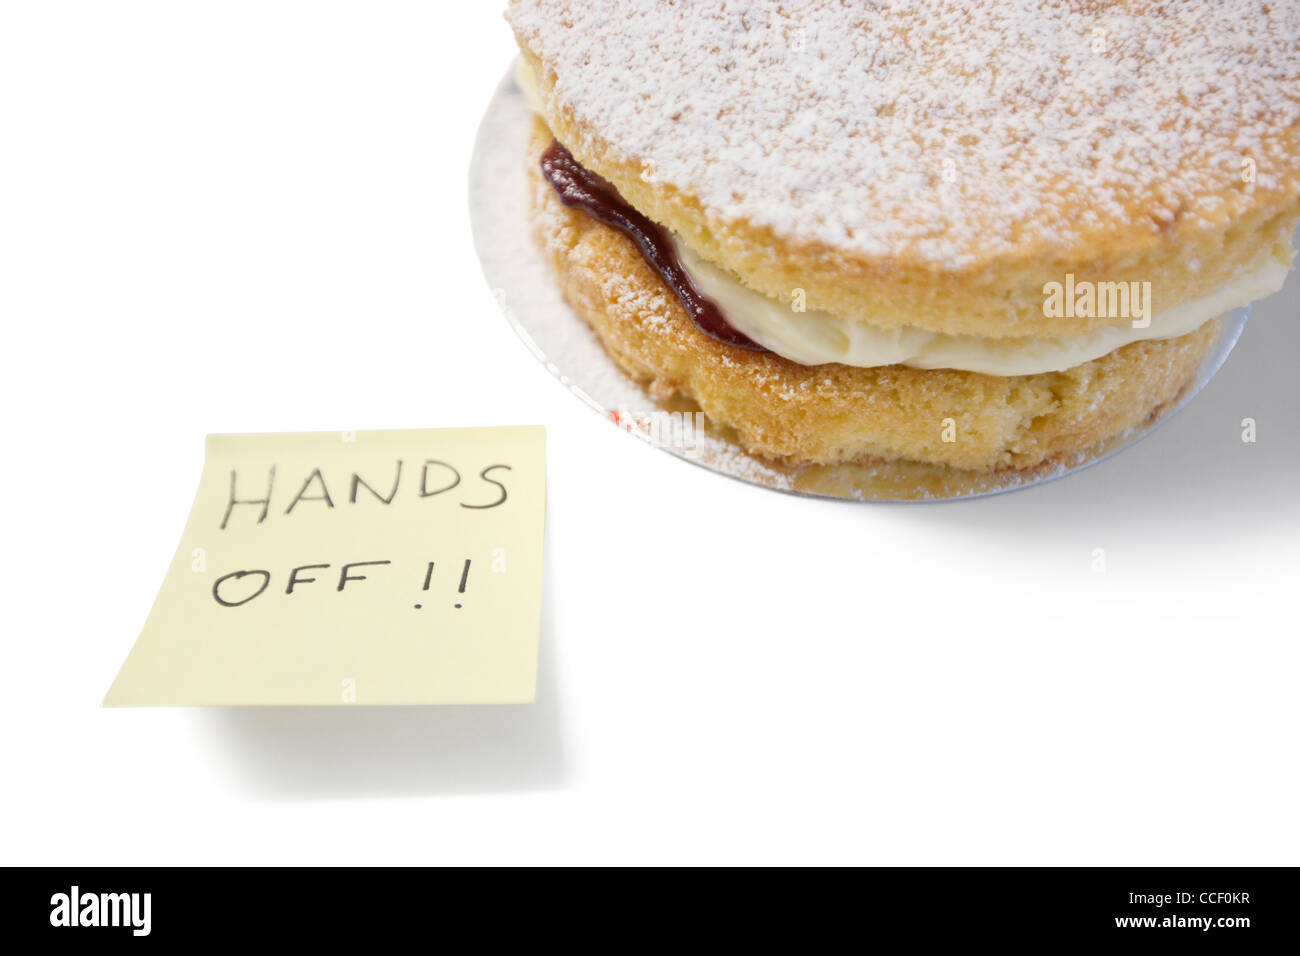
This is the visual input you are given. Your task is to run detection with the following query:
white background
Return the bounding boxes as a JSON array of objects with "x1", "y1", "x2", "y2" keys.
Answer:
[{"x1": 2, "y1": 2, "x2": 1297, "y2": 865}]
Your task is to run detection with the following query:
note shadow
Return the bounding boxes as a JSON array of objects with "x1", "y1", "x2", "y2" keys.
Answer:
[{"x1": 206, "y1": 541, "x2": 566, "y2": 800}]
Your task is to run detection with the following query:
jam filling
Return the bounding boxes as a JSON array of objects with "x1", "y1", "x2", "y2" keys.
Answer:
[{"x1": 540, "y1": 140, "x2": 767, "y2": 352}]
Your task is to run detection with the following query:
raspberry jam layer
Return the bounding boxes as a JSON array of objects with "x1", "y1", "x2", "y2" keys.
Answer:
[{"x1": 540, "y1": 139, "x2": 766, "y2": 351}]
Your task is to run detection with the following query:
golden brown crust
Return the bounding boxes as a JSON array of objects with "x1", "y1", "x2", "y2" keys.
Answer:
[
  {"x1": 527, "y1": 119, "x2": 1220, "y2": 473},
  {"x1": 510, "y1": 4, "x2": 1300, "y2": 340}
]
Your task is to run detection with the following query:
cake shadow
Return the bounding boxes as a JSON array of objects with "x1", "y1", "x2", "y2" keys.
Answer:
[
  {"x1": 889, "y1": 273, "x2": 1300, "y2": 535},
  {"x1": 205, "y1": 529, "x2": 566, "y2": 800}
]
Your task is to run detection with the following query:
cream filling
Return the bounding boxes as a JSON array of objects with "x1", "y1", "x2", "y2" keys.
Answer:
[
  {"x1": 676, "y1": 240, "x2": 1287, "y2": 375},
  {"x1": 517, "y1": 56, "x2": 1286, "y2": 376}
]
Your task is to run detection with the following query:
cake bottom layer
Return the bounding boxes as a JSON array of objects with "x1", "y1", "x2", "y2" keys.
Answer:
[{"x1": 526, "y1": 122, "x2": 1221, "y2": 473}]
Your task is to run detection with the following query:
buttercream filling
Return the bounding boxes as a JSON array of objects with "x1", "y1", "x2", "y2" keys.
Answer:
[{"x1": 674, "y1": 240, "x2": 1287, "y2": 375}]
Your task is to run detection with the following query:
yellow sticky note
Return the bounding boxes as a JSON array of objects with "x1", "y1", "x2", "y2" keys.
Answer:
[{"x1": 104, "y1": 426, "x2": 546, "y2": 706}]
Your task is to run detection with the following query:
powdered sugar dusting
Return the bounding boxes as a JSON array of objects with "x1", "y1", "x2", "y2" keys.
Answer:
[{"x1": 508, "y1": 0, "x2": 1300, "y2": 268}]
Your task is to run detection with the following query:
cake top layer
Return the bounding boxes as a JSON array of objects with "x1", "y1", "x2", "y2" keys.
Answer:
[{"x1": 508, "y1": 0, "x2": 1300, "y2": 270}]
